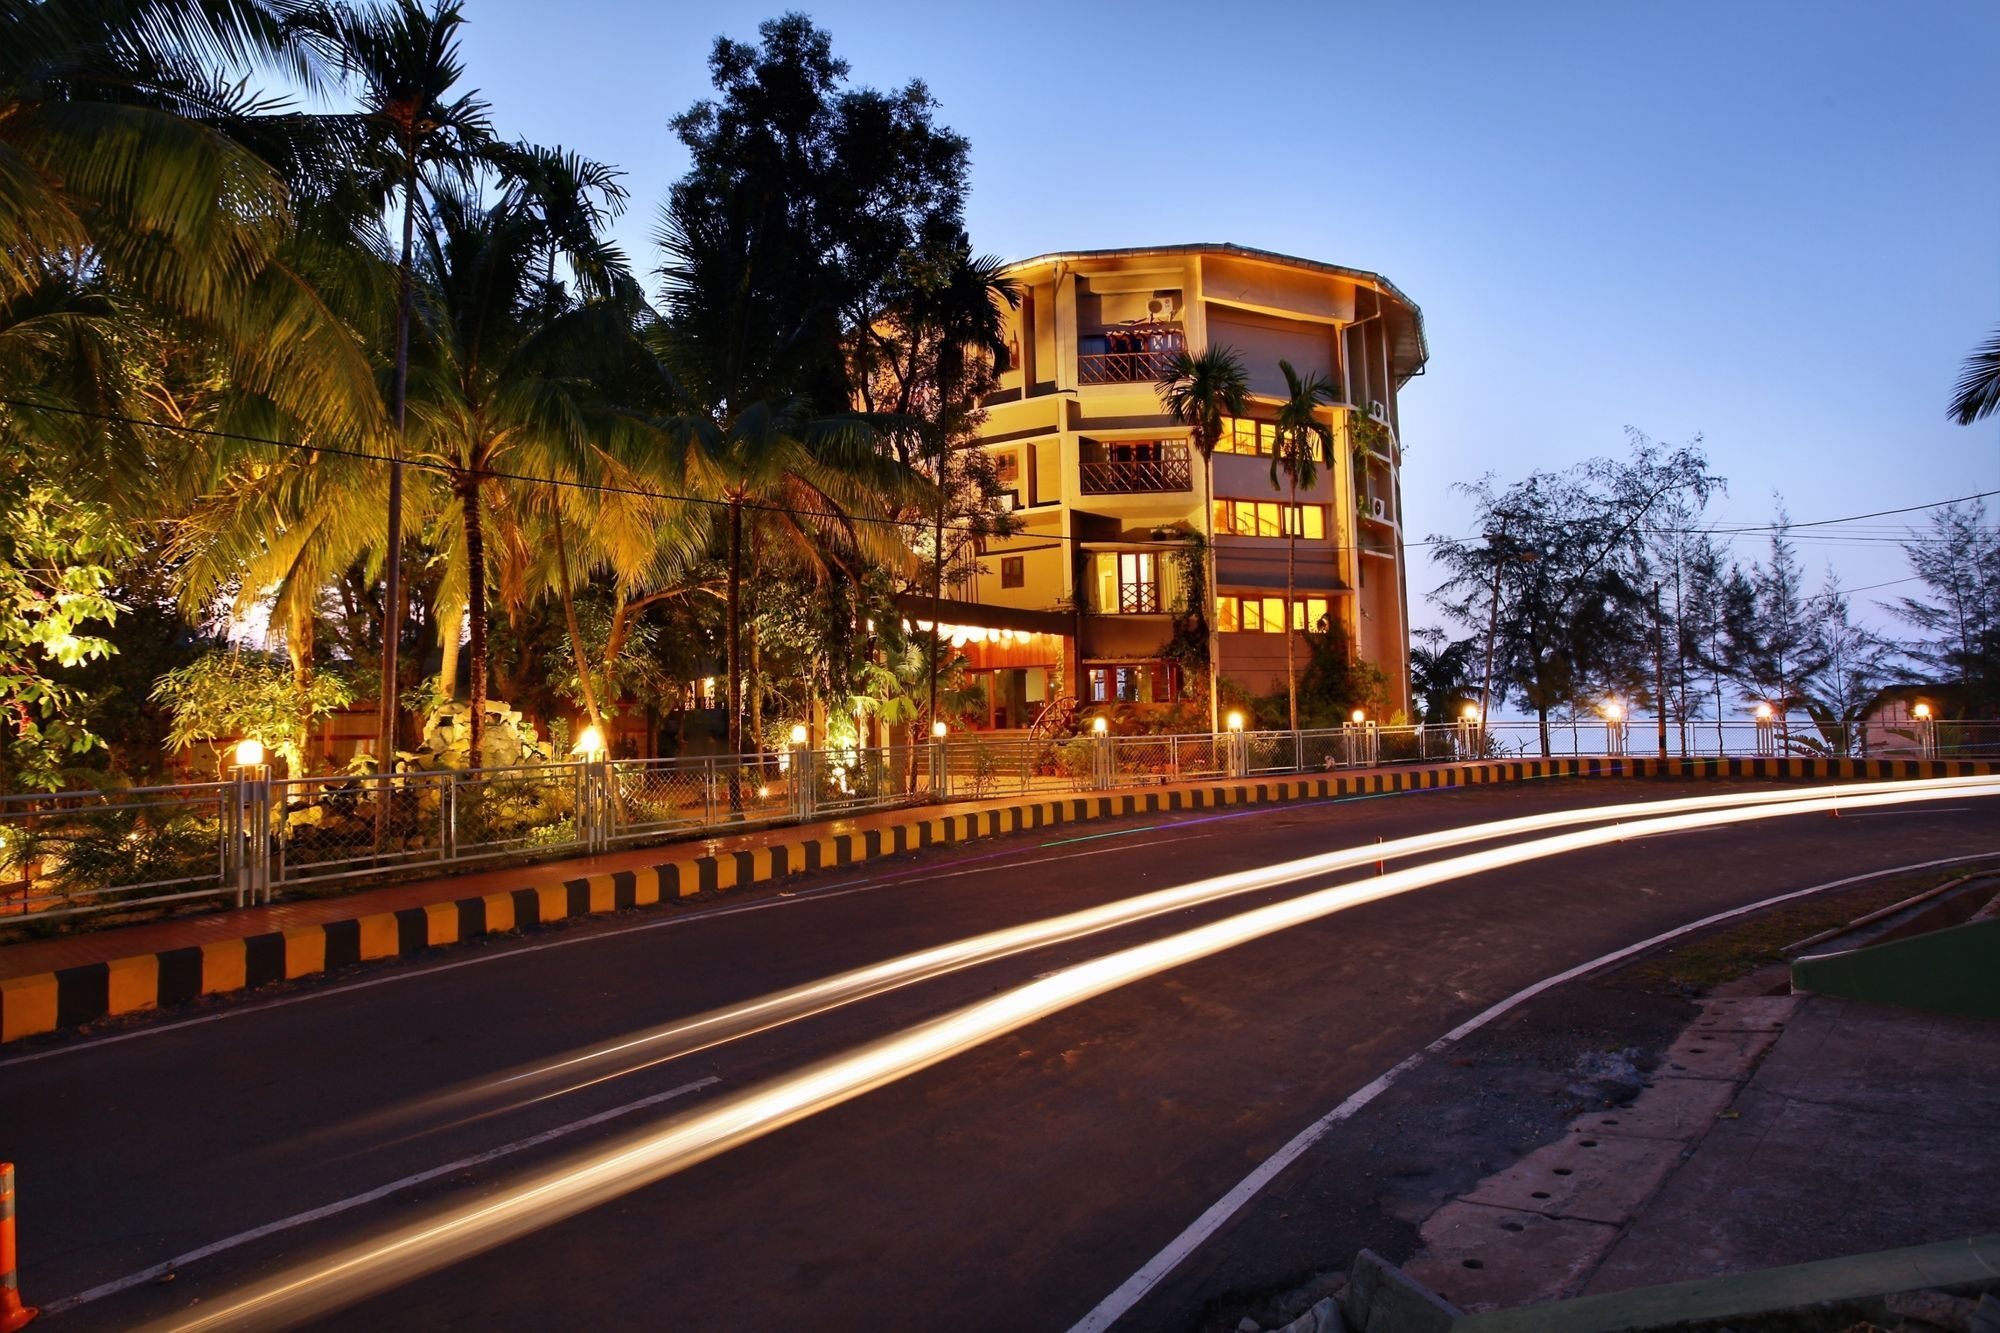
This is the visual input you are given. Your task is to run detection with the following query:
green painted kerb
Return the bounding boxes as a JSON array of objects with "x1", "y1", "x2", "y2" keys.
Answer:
[{"x1": 1792, "y1": 919, "x2": 2000, "y2": 1020}]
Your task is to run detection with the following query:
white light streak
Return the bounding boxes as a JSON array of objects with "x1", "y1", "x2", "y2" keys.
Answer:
[{"x1": 149, "y1": 777, "x2": 1999, "y2": 1331}]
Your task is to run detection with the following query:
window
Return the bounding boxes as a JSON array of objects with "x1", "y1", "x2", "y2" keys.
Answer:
[
  {"x1": 1094, "y1": 550, "x2": 1160, "y2": 613},
  {"x1": 1000, "y1": 556, "x2": 1024, "y2": 589},
  {"x1": 1216, "y1": 595, "x2": 1333, "y2": 634},
  {"x1": 1214, "y1": 416, "x2": 1282, "y2": 456},
  {"x1": 1211, "y1": 500, "x2": 1325, "y2": 540},
  {"x1": 1084, "y1": 662, "x2": 1182, "y2": 704}
]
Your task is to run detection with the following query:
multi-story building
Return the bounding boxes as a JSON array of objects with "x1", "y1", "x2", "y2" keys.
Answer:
[{"x1": 910, "y1": 244, "x2": 1427, "y2": 732}]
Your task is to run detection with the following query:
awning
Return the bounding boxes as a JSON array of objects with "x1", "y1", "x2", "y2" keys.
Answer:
[{"x1": 891, "y1": 594, "x2": 1075, "y2": 638}]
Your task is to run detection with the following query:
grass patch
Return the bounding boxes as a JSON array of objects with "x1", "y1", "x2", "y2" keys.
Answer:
[{"x1": 1623, "y1": 865, "x2": 2000, "y2": 994}]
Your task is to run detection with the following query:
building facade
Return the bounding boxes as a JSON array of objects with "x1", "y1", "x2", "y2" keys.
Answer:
[{"x1": 918, "y1": 244, "x2": 1427, "y2": 732}]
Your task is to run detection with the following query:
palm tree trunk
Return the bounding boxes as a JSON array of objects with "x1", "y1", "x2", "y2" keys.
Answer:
[
  {"x1": 286, "y1": 610, "x2": 313, "y2": 777},
  {"x1": 930, "y1": 458, "x2": 945, "y2": 728},
  {"x1": 459, "y1": 477, "x2": 487, "y2": 766},
  {"x1": 726, "y1": 496, "x2": 744, "y2": 810},
  {"x1": 1203, "y1": 452, "x2": 1220, "y2": 732},
  {"x1": 1285, "y1": 477, "x2": 1299, "y2": 731},
  {"x1": 438, "y1": 608, "x2": 461, "y2": 705},
  {"x1": 377, "y1": 154, "x2": 416, "y2": 817},
  {"x1": 552, "y1": 510, "x2": 606, "y2": 738}
]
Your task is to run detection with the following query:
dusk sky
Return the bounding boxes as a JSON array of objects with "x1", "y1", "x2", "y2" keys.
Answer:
[{"x1": 451, "y1": 0, "x2": 1998, "y2": 631}]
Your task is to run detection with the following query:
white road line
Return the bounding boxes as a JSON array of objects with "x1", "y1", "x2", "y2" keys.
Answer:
[
  {"x1": 1065, "y1": 848, "x2": 2000, "y2": 1333},
  {"x1": 40, "y1": 1075, "x2": 721, "y2": 1315}
]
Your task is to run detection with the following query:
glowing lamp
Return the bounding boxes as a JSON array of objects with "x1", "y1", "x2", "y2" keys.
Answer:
[
  {"x1": 1603, "y1": 701, "x2": 1623, "y2": 721},
  {"x1": 572, "y1": 725, "x2": 605, "y2": 757},
  {"x1": 1462, "y1": 704, "x2": 1479, "y2": 721},
  {"x1": 1913, "y1": 702, "x2": 1932, "y2": 720},
  {"x1": 931, "y1": 721, "x2": 949, "y2": 739},
  {"x1": 789, "y1": 723, "x2": 810, "y2": 747},
  {"x1": 233, "y1": 738, "x2": 265, "y2": 768},
  {"x1": 758, "y1": 785, "x2": 771, "y2": 799},
  {"x1": 1225, "y1": 711, "x2": 1244, "y2": 732},
  {"x1": 1350, "y1": 709, "x2": 1367, "y2": 725},
  {"x1": 1754, "y1": 702, "x2": 1774, "y2": 721},
  {"x1": 1092, "y1": 716, "x2": 1109, "y2": 735}
]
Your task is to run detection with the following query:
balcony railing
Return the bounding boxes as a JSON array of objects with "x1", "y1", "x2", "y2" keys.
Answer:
[
  {"x1": 1078, "y1": 348, "x2": 1182, "y2": 385},
  {"x1": 1117, "y1": 582, "x2": 1162, "y2": 614},
  {"x1": 1080, "y1": 450, "x2": 1192, "y2": 495}
]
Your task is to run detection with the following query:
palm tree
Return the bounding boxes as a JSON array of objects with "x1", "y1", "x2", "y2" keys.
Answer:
[
  {"x1": 1157, "y1": 346, "x2": 1249, "y2": 731},
  {"x1": 402, "y1": 187, "x2": 671, "y2": 762},
  {"x1": 1271, "y1": 359, "x2": 1338, "y2": 730},
  {"x1": 1950, "y1": 327, "x2": 2000, "y2": 425},
  {"x1": 319, "y1": 0, "x2": 494, "y2": 770}
]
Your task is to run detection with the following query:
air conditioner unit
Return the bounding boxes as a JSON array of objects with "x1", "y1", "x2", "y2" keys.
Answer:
[
  {"x1": 1368, "y1": 399, "x2": 1389, "y2": 422},
  {"x1": 1369, "y1": 496, "x2": 1388, "y2": 520},
  {"x1": 1147, "y1": 291, "x2": 1178, "y2": 320}
]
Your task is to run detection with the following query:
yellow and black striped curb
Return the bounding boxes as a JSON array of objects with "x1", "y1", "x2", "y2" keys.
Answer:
[{"x1": 3, "y1": 754, "x2": 1991, "y2": 1044}]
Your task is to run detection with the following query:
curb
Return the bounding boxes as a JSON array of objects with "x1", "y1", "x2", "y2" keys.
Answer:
[{"x1": 2, "y1": 755, "x2": 1991, "y2": 1045}]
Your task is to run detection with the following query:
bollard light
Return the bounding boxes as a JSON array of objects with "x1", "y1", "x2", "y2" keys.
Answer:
[
  {"x1": 1225, "y1": 711, "x2": 1244, "y2": 732},
  {"x1": 1350, "y1": 709, "x2": 1366, "y2": 725},
  {"x1": 1602, "y1": 701, "x2": 1623, "y2": 721},
  {"x1": 931, "y1": 721, "x2": 948, "y2": 739},
  {"x1": 234, "y1": 738, "x2": 265, "y2": 768},
  {"x1": 789, "y1": 723, "x2": 809, "y2": 746},
  {"x1": 1913, "y1": 702, "x2": 1932, "y2": 720},
  {"x1": 572, "y1": 724, "x2": 605, "y2": 758},
  {"x1": 1461, "y1": 704, "x2": 1479, "y2": 721},
  {"x1": 1092, "y1": 716, "x2": 1109, "y2": 736},
  {"x1": 1754, "y1": 702, "x2": 1773, "y2": 721}
]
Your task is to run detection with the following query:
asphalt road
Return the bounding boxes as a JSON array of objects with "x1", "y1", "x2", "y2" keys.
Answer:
[{"x1": 1, "y1": 777, "x2": 1993, "y2": 1331}]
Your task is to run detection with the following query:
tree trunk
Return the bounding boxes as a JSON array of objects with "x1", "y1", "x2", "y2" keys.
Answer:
[
  {"x1": 1537, "y1": 704, "x2": 1551, "y2": 758},
  {"x1": 460, "y1": 478, "x2": 487, "y2": 767},
  {"x1": 1203, "y1": 451, "x2": 1220, "y2": 732},
  {"x1": 437, "y1": 606, "x2": 461, "y2": 706},
  {"x1": 377, "y1": 154, "x2": 416, "y2": 808},
  {"x1": 726, "y1": 496, "x2": 744, "y2": 809},
  {"x1": 285, "y1": 610, "x2": 313, "y2": 777},
  {"x1": 930, "y1": 455, "x2": 945, "y2": 729},
  {"x1": 1285, "y1": 476, "x2": 1299, "y2": 731},
  {"x1": 553, "y1": 510, "x2": 607, "y2": 739}
]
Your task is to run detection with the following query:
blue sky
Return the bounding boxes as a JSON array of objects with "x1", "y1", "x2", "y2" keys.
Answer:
[{"x1": 452, "y1": 0, "x2": 1998, "y2": 631}]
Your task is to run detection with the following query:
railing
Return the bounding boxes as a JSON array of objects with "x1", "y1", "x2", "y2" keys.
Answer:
[
  {"x1": 1080, "y1": 452, "x2": 1192, "y2": 495},
  {"x1": 7, "y1": 716, "x2": 1993, "y2": 930},
  {"x1": 1117, "y1": 582, "x2": 1162, "y2": 614},
  {"x1": 1078, "y1": 348, "x2": 1181, "y2": 385}
]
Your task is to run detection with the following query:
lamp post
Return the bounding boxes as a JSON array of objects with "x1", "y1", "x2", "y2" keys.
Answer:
[
  {"x1": 930, "y1": 720, "x2": 949, "y2": 799},
  {"x1": 1602, "y1": 701, "x2": 1626, "y2": 757},
  {"x1": 1912, "y1": 702, "x2": 1936, "y2": 760},
  {"x1": 1224, "y1": 710, "x2": 1245, "y2": 779},
  {"x1": 230, "y1": 739, "x2": 271, "y2": 907},
  {"x1": 1458, "y1": 703, "x2": 1479, "y2": 760},
  {"x1": 1753, "y1": 702, "x2": 1776, "y2": 758}
]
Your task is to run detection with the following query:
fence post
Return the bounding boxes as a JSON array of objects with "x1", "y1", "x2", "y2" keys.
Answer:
[
  {"x1": 1290, "y1": 730, "x2": 1304, "y2": 774},
  {"x1": 1094, "y1": 733, "x2": 1113, "y2": 790},
  {"x1": 932, "y1": 735, "x2": 950, "y2": 800},
  {"x1": 229, "y1": 763, "x2": 271, "y2": 908},
  {"x1": 792, "y1": 743, "x2": 816, "y2": 820},
  {"x1": 441, "y1": 772, "x2": 457, "y2": 862}
]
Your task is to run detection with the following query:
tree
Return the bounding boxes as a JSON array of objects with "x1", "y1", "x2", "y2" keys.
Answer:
[
  {"x1": 1270, "y1": 359, "x2": 1337, "y2": 730},
  {"x1": 1949, "y1": 327, "x2": 2000, "y2": 425},
  {"x1": 1429, "y1": 439, "x2": 1719, "y2": 754},
  {"x1": 1720, "y1": 512, "x2": 1828, "y2": 745},
  {"x1": 1802, "y1": 575, "x2": 1885, "y2": 755},
  {"x1": 152, "y1": 649, "x2": 354, "y2": 777},
  {"x1": 1156, "y1": 345, "x2": 1248, "y2": 730},
  {"x1": 1890, "y1": 499, "x2": 2000, "y2": 717},
  {"x1": 319, "y1": 0, "x2": 495, "y2": 780},
  {"x1": 1409, "y1": 628, "x2": 1477, "y2": 724}
]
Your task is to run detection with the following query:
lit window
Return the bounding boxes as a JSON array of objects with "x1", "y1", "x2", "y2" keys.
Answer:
[
  {"x1": 1000, "y1": 556, "x2": 1024, "y2": 588},
  {"x1": 1212, "y1": 499, "x2": 1325, "y2": 539},
  {"x1": 1216, "y1": 596, "x2": 1240, "y2": 632}
]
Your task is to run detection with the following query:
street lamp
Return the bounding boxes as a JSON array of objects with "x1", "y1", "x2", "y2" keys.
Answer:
[
  {"x1": 233, "y1": 738, "x2": 265, "y2": 768},
  {"x1": 1913, "y1": 702, "x2": 1932, "y2": 720},
  {"x1": 789, "y1": 723, "x2": 809, "y2": 747},
  {"x1": 1225, "y1": 711, "x2": 1244, "y2": 732},
  {"x1": 1092, "y1": 715, "x2": 1109, "y2": 735},
  {"x1": 1752, "y1": 702, "x2": 1776, "y2": 757},
  {"x1": 572, "y1": 724, "x2": 606, "y2": 759},
  {"x1": 931, "y1": 720, "x2": 949, "y2": 739},
  {"x1": 1350, "y1": 708, "x2": 1366, "y2": 725},
  {"x1": 1601, "y1": 700, "x2": 1626, "y2": 757},
  {"x1": 1912, "y1": 702, "x2": 1937, "y2": 760}
]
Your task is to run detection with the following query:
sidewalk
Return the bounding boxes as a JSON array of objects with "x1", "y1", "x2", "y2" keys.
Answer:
[{"x1": 1, "y1": 752, "x2": 1987, "y2": 1045}]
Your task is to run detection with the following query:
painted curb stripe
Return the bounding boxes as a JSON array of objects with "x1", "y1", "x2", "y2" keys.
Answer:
[{"x1": 2, "y1": 756, "x2": 1994, "y2": 1044}]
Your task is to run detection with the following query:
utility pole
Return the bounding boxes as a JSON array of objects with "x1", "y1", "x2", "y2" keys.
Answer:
[{"x1": 1653, "y1": 582, "x2": 1669, "y2": 760}]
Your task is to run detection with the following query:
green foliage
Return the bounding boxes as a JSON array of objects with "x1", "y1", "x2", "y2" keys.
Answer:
[
  {"x1": 1293, "y1": 621, "x2": 1390, "y2": 729},
  {"x1": 152, "y1": 650, "x2": 354, "y2": 777},
  {"x1": 4, "y1": 797, "x2": 221, "y2": 904},
  {"x1": 0, "y1": 475, "x2": 138, "y2": 789}
]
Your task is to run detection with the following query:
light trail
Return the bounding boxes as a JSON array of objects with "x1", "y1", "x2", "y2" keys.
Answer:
[
  {"x1": 148, "y1": 777, "x2": 2000, "y2": 1331},
  {"x1": 332, "y1": 773, "x2": 2000, "y2": 1140}
]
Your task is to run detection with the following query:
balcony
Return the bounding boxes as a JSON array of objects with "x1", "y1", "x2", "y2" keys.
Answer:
[
  {"x1": 1077, "y1": 325, "x2": 1185, "y2": 385},
  {"x1": 1080, "y1": 441, "x2": 1192, "y2": 495},
  {"x1": 1117, "y1": 581, "x2": 1162, "y2": 614}
]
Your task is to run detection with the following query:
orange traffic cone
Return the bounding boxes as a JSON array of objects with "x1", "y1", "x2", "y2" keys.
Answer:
[{"x1": 0, "y1": 1163, "x2": 36, "y2": 1332}]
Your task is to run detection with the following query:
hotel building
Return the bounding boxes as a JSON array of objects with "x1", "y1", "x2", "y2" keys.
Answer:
[{"x1": 917, "y1": 244, "x2": 1427, "y2": 732}]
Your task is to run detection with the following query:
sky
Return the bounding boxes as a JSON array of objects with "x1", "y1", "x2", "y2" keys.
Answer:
[{"x1": 447, "y1": 0, "x2": 1999, "y2": 634}]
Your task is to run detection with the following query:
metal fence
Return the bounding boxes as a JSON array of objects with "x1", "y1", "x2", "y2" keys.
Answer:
[{"x1": 6, "y1": 714, "x2": 1995, "y2": 927}]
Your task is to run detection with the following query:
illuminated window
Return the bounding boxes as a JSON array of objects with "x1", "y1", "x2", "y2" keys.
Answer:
[
  {"x1": 1085, "y1": 662, "x2": 1182, "y2": 704},
  {"x1": 1211, "y1": 500, "x2": 1325, "y2": 540},
  {"x1": 1216, "y1": 595, "x2": 1336, "y2": 635},
  {"x1": 1214, "y1": 416, "x2": 1281, "y2": 456},
  {"x1": 1000, "y1": 556, "x2": 1024, "y2": 588}
]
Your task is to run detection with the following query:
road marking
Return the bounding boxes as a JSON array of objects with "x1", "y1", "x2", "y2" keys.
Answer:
[
  {"x1": 1065, "y1": 847, "x2": 2000, "y2": 1333},
  {"x1": 1834, "y1": 807, "x2": 1970, "y2": 818},
  {"x1": 40, "y1": 1075, "x2": 720, "y2": 1315}
]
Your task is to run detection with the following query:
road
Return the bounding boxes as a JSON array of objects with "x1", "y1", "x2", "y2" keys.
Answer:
[{"x1": 0, "y1": 777, "x2": 1993, "y2": 1330}]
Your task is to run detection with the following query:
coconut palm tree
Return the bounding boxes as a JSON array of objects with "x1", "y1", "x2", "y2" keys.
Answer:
[
  {"x1": 1950, "y1": 327, "x2": 2000, "y2": 425},
  {"x1": 1156, "y1": 346, "x2": 1248, "y2": 730},
  {"x1": 317, "y1": 0, "x2": 494, "y2": 770},
  {"x1": 1271, "y1": 359, "x2": 1338, "y2": 730}
]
